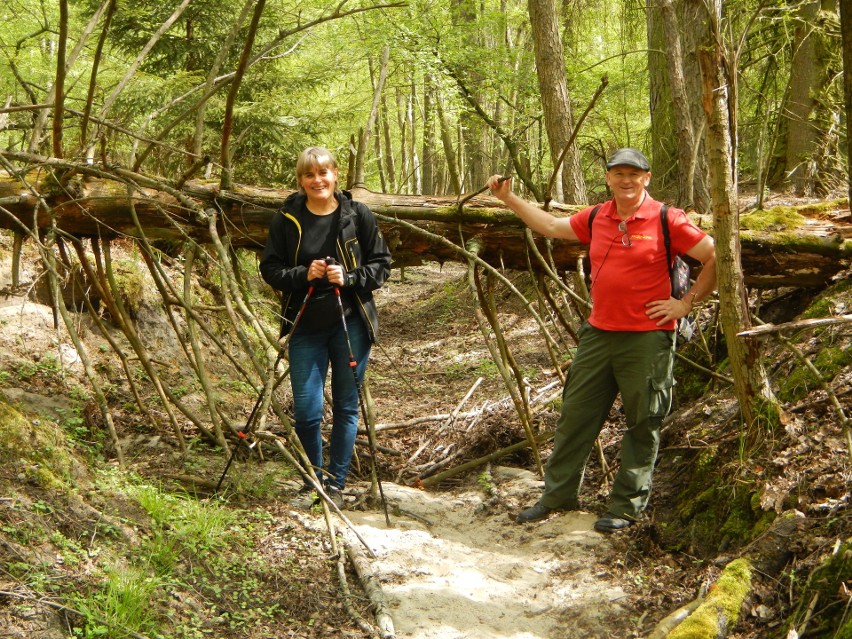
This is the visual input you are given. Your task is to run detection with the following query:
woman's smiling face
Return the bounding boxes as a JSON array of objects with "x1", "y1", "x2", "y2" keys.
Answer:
[{"x1": 299, "y1": 163, "x2": 338, "y2": 205}]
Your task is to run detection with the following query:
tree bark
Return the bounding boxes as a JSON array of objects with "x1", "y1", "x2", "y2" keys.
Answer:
[
  {"x1": 437, "y1": 91, "x2": 462, "y2": 196},
  {"x1": 658, "y1": 0, "x2": 695, "y2": 208},
  {"x1": 53, "y1": 0, "x2": 68, "y2": 159},
  {"x1": 422, "y1": 73, "x2": 436, "y2": 195},
  {"x1": 647, "y1": 0, "x2": 711, "y2": 213}
]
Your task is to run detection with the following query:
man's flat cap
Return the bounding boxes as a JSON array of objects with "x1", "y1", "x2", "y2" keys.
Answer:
[{"x1": 605, "y1": 148, "x2": 650, "y2": 171}]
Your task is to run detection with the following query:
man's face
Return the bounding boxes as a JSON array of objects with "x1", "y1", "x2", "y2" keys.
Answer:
[{"x1": 605, "y1": 166, "x2": 651, "y2": 202}]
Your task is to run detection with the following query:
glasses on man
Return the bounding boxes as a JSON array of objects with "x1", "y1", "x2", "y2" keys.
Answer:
[{"x1": 618, "y1": 221, "x2": 631, "y2": 247}]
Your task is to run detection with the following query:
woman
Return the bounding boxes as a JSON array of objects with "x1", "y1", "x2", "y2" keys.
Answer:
[{"x1": 260, "y1": 146, "x2": 391, "y2": 506}]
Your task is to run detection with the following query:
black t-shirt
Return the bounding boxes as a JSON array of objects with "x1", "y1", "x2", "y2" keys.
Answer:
[{"x1": 296, "y1": 203, "x2": 354, "y2": 333}]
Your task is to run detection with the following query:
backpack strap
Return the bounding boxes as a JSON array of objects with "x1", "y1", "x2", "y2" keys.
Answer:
[
  {"x1": 660, "y1": 203, "x2": 672, "y2": 275},
  {"x1": 586, "y1": 204, "x2": 603, "y2": 237}
]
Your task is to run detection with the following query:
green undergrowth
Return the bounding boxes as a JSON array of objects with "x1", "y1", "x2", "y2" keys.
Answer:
[
  {"x1": 0, "y1": 394, "x2": 339, "y2": 639},
  {"x1": 69, "y1": 475, "x2": 299, "y2": 639}
]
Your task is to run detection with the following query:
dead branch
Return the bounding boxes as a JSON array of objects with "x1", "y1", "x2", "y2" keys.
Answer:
[
  {"x1": 256, "y1": 431, "x2": 377, "y2": 558},
  {"x1": 344, "y1": 534, "x2": 396, "y2": 639},
  {"x1": 469, "y1": 260, "x2": 543, "y2": 474},
  {"x1": 40, "y1": 231, "x2": 125, "y2": 466},
  {"x1": 420, "y1": 430, "x2": 555, "y2": 487},
  {"x1": 737, "y1": 314, "x2": 851, "y2": 337}
]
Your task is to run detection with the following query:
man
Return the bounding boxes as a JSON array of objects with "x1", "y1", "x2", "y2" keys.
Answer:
[{"x1": 486, "y1": 148, "x2": 716, "y2": 532}]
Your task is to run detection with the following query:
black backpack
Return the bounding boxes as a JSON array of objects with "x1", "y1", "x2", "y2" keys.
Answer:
[{"x1": 587, "y1": 203, "x2": 695, "y2": 342}]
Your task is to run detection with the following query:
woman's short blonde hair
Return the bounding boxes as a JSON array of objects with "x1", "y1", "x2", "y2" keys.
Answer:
[{"x1": 295, "y1": 146, "x2": 338, "y2": 192}]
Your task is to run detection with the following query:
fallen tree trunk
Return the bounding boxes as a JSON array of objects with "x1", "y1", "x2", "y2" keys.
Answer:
[{"x1": 0, "y1": 151, "x2": 849, "y2": 287}]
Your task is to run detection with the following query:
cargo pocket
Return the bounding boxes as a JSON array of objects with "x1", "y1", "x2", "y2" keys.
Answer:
[{"x1": 649, "y1": 332, "x2": 675, "y2": 418}]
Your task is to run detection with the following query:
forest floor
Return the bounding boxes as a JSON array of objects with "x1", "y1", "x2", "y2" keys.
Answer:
[{"x1": 0, "y1": 226, "x2": 850, "y2": 638}]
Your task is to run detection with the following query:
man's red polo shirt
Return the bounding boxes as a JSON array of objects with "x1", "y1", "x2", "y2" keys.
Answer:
[{"x1": 569, "y1": 194, "x2": 707, "y2": 332}]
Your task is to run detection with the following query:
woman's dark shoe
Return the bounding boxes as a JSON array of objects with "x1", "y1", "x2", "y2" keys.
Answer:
[
  {"x1": 516, "y1": 502, "x2": 554, "y2": 523},
  {"x1": 593, "y1": 514, "x2": 634, "y2": 533},
  {"x1": 324, "y1": 485, "x2": 345, "y2": 510},
  {"x1": 290, "y1": 484, "x2": 316, "y2": 509}
]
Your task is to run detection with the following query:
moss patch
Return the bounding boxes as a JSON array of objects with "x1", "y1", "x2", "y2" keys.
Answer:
[
  {"x1": 112, "y1": 256, "x2": 151, "y2": 318},
  {"x1": 0, "y1": 394, "x2": 81, "y2": 490},
  {"x1": 800, "y1": 277, "x2": 851, "y2": 320},
  {"x1": 777, "y1": 346, "x2": 852, "y2": 403},
  {"x1": 740, "y1": 207, "x2": 806, "y2": 231},
  {"x1": 666, "y1": 446, "x2": 771, "y2": 555}
]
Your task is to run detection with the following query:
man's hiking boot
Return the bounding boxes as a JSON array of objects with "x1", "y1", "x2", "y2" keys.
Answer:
[
  {"x1": 516, "y1": 502, "x2": 554, "y2": 523},
  {"x1": 594, "y1": 514, "x2": 635, "y2": 533}
]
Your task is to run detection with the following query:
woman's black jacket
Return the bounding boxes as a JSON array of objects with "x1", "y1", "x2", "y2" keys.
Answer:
[{"x1": 259, "y1": 190, "x2": 391, "y2": 343}]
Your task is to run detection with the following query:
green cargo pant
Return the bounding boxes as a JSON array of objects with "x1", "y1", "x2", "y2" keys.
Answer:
[{"x1": 540, "y1": 323, "x2": 675, "y2": 519}]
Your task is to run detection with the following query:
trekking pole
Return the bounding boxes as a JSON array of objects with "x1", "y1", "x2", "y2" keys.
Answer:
[
  {"x1": 215, "y1": 286, "x2": 315, "y2": 493},
  {"x1": 326, "y1": 259, "x2": 391, "y2": 526}
]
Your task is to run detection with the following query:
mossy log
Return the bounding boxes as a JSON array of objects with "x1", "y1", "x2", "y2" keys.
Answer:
[
  {"x1": 0, "y1": 155, "x2": 849, "y2": 287},
  {"x1": 666, "y1": 558, "x2": 753, "y2": 639},
  {"x1": 653, "y1": 511, "x2": 804, "y2": 639}
]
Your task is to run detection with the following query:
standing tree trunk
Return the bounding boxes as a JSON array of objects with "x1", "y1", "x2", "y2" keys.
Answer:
[
  {"x1": 658, "y1": 0, "x2": 695, "y2": 208},
  {"x1": 354, "y1": 47, "x2": 390, "y2": 187},
  {"x1": 52, "y1": 0, "x2": 68, "y2": 159},
  {"x1": 29, "y1": 0, "x2": 114, "y2": 155},
  {"x1": 771, "y1": 0, "x2": 841, "y2": 196},
  {"x1": 451, "y1": 0, "x2": 489, "y2": 192},
  {"x1": 380, "y1": 90, "x2": 397, "y2": 193},
  {"x1": 422, "y1": 73, "x2": 436, "y2": 195},
  {"x1": 646, "y1": 0, "x2": 711, "y2": 212},
  {"x1": 698, "y1": 1, "x2": 779, "y2": 430},
  {"x1": 437, "y1": 92, "x2": 463, "y2": 196},
  {"x1": 841, "y1": 0, "x2": 852, "y2": 205},
  {"x1": 527, "y1": 0, "x2": 586, "y2": 204},
  {"x1": 395, "y1": 87, "x2": 409, "y2": 192},
  {"x1": 192, "y1": 0, "x2": 253, "y2": 160},
  {"x1": 647, "y1": 0, "x2": 676, "y2": 197},
  {"x1": 81, "y1": 0, "x2": 117, "y2": 151},
  {"x1": 408, "y1": 74, "x2": 421, "y2": 194}
]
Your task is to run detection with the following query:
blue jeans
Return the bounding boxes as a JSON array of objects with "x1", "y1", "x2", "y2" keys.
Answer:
[{"x1": 288, "y1": 316, "x2": 371, "y2": 490}]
